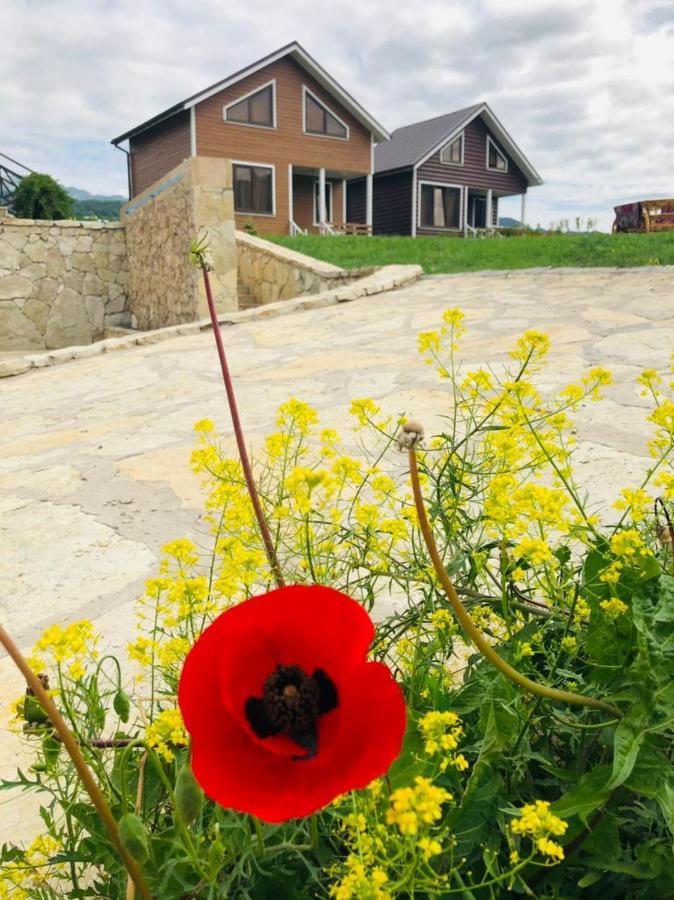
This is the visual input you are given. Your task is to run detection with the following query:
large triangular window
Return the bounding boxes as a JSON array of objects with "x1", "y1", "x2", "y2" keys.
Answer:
[
  {"x1": 440, "y1": 133, "x2": 463, "y2": 166},
  {"x1": 303, "y1": 87, "x2": 349, "y2": 139},
  {"x1": 486, "y1": 135, "x2": 508, "y2": 172},
  {"x1": 224, "y1": 81, "x2": 275, "y2": 128}
]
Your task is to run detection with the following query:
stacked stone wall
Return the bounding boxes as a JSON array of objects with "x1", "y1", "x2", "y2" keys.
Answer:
[
  {"x1": 0, "y1": 219, "x2": 128, "y2": 350},
  {"x1": 122, "y1": 156, "x2": 237, "y2": 330},
  {"x1": 236, "y1": 231, "x2": 372, "y2": 304}
]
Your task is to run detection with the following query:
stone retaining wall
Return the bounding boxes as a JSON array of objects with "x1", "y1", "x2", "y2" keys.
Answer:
[
  {"x1": 0, "y1": 219, "x2": 128, "y2": 350},
  {"x1": 122, "y1": 157, "x2": 237, "y2": 330},
  {"x1": 237, "y1": 231, "x2": 373, "y2": 304}
]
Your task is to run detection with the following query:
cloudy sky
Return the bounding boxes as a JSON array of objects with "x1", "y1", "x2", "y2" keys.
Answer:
[{"x1": 2, "y1": 0, "x2": 673, "y2": 230}]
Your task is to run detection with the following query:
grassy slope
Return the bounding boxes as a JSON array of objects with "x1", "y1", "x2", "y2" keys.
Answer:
[{"x1": 267, "y1": 231, "x2": 674, "y2": 275}]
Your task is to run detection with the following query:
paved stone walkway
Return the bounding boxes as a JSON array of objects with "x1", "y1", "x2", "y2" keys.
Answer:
[{"x1": 1, "y1": 266, "x2": 672, "y2": 844}]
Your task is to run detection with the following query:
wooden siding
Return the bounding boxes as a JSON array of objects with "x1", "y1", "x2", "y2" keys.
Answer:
[
  {"x1": 130, "y1": 111, "x2": 191, "y2": 197},
  {"x1": 195, "y1": 56, "x2": 372, "y2": 235},
  {"x1": 418, "y1": 117, "x2": 528, "y2": 195},
  {"x1": 373, "y1": 170, "x2": 412, "y2": 235}
]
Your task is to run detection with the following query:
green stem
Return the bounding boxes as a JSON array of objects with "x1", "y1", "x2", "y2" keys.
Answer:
[{"x1": 408, "y1": 448, "x2": 622, "y2": 719}]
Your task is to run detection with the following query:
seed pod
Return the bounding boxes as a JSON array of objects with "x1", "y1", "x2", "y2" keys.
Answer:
[
  {"x1": 396, "y1": 419, "x2": 425, "y2": 451},
  {"x1": 23, "y1": 695, "x2": 49, "y2": 725},
  {"x1": 42, "y1": 733, "x2": 61, "y2": 768},
  {"x1": 119, "y1": 813, "x2": 150, "y2": 864},
  {"x1": 208, "y1": 839, "x2": 226, "y2": 877},
  {"x1": 113, "y1": 689, "x2": 131, "y2": 723},
  {"x1": 175, "y1": 763, "x2": 204, "y2": 826}
]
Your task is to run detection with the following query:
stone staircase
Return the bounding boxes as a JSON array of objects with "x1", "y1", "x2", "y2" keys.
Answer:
[{"x1": 237, "y1": 278, "x2": 259, "y2": 310}]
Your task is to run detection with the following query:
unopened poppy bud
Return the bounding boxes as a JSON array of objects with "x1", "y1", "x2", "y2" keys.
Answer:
[
  {"x1": 175, "y1": 763, "x2": 204, "y2": 826},
  {"x1": 113, "y1": 689, "x2": 131, "y2": 723},
  {"x1": 23, "y1": 695, "x2": 49, "y2": 725},
  {"x1": 397, "y1": 419, "x2": 424, "y2": 451},
  {"x1": 119, "y1": 813, "x2": 150, "y2": 863}
]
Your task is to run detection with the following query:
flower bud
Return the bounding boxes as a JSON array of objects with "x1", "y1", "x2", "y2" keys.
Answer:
[
  {"x1": 397, "y1": 419, "x2": 425, "y2": 451},
  {"x1": 208, "y1": 839, "x2": 226, "y2": 877},
  {"x1": 113, "y1": 689, "x2": 131, "y2": 723},
  {"x1": 42, "y1": 733, "x2": 61, "y2": 768},
  {"x1": 175, "y1": 763, "x2": 204, "y2": 826},
  {"x1": 23, "y1": 695, "x2": 49, "y2": 725},
  {"x1": 119, "y1": 813, "x2": 150, "y2": 863}
]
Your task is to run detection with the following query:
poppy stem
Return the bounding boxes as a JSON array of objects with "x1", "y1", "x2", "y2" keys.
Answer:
[
  {"x1": 196, "y1": 256, "x2": 285, "y2": 589},
  {"x1": 252, "y1": 816, "x2": 266, "y2": 856},
  {"x1": 407, "y1": 448, "x2": 622, "y2": 719},
  {"x1": 0, "y1": 623, "x2": 153, "y2": 900}
]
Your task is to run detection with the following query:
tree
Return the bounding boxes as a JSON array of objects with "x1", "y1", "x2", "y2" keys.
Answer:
[{"x1": 11, "y1": 172, "x2": 75, "y2": 220}]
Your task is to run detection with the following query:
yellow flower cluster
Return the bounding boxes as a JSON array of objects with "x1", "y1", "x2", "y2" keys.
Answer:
[
  {"x1": 386, "y1": 777, "x2": 452, "y2": 836},
  {"x1": 600, "y1": 597, "x2": 629, "y2": 619},
  {"x1": 0, "y1": 834, "x2": 63, "y2": 897},
  {"x1": 419, "y1": 710, "x2": 469, "y2": 772},
  {"x1": 145, "y1": 708, "x2": 187, "y2": 762},
  {"x1": 511, "y1": 800, "x2": 567, "y2": 862},
  {"x1": 609, "y1": 529, "x2": 651, "y2": 560},
  {"x1": 29, "y1": 620, "x2": 98, "y2": 682},
  {"x1": 329, "y1": 855, "x2": 390, "y2": 900}
]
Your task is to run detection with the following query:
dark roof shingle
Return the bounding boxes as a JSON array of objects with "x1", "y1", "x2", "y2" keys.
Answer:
[{"x1": 374, "y1": 104, "x2": 483, "y2": 173}]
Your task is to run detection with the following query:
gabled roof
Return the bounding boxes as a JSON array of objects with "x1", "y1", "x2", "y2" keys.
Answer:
[
  {"x1": 111, "y1": 41, "x2": 389, "y2": 145},
  {"x1": 375, "y1": 102, "x2": 542, "y2": 186}
]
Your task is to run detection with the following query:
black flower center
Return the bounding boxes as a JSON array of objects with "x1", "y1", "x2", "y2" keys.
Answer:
[{"x1": 245, "y1": 664, "x2": 338, "y2": 760}]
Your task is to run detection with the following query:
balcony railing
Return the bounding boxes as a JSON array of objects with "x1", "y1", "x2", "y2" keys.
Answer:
[{"x1": 0, "y1": 152, "x2": 33, "y2": 207}]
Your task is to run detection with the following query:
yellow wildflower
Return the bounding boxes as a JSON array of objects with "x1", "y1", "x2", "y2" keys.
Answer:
[
  {"x1": 600, "y1": 597, "x2": 629, "y2": 619},
  {"x1": 146, "y1": 708, "x2": 187, "y2": 762}
]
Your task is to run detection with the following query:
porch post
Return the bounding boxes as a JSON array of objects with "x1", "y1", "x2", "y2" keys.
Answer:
[
  {"x1": 520, "y1": 192, "x2": 526, "y2": 227},
  {"x1": 319, "y1": 167, "x2": 327, "y2": 228},
  {"x1": 463, "y1": 186, "x2": 468, "y2": 235},
  {"x1": 486, "y1": 188, "x2": 493, "y2": 230},
  {"x1": 342, "y1": 178, "x2": 347, "y2": 224},
  {"x1": 365, "y1": 173, "x2": 373, "y2": 234},
  {"x1": 288, "y1": 164, "x2": 293, "y2": 234}
]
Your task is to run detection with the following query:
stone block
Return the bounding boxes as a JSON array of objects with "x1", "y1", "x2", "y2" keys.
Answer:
[
  {"x1": 0, "y1": 300, "x2": 45, "y2": 349},
  {"x1": 0, "y1": 357, "x2": 31, "y2": 378},
  {"x1": 46, "y1": 248, "x2": 67, "y2": 278},
  {"x1": 0, "y1": 230, "x2": 28, "y2": 251},
  {"x1": 23, "y1": 298, "x2": 50, "y2": 334},
  {"x1": 85, "y1": 296, "x2": 106, "y2": 333},
  {"x1": 22, "y1": 240, "x2": 48, "y2": 264},
  {"x1": 45, "y1": 287, "x2": 93, "y2": 348},
  {"x1": 0, "y1": 241, "x2": 20, "y2": 270},
  {"x1": 73, "y1": 235, "x2": 93, "y2": 252},
  {"x1": 36, "y1": 277, "x2": 58, "y2": 303},
  {"x1": 0, "y1": 274, "x2": 32, "y2": 301},
  {"x1": 72, "y1": 252, "x2": 95, "y2": 273}
]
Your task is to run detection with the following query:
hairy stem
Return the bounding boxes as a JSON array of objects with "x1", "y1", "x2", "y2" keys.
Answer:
[
  {"x1": 407, "y1": 448, "x2": 622, "y2": 719},
  {"x1": 0, "y1": 624, "x2": 152, "y2": 899},
  {"x1": 199, "y1": 264, "x2": 285, "y2": 588}
]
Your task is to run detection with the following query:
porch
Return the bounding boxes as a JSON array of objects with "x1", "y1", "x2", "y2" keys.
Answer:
[
  {"x1": 463, "y1": 187, "x2": 527, "y2": 236},
  {"x1": 288, "y1": 165, "x2": 372, "y2": 236}
]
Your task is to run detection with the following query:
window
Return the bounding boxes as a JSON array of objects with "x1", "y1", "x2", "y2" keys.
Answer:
[
  {"x1": 313, "y1": 181, "x2": 333, "y2": 223},
  {"x1": 440, "y1": 134, "x2": 463, "y2": 166},
  {"x1": 225, "y1": 83, "x2": 274, "y2": 128},
  {"x1": 233, "y1": 164, "x2": 274, "y2": 215},
  {"x1": 419, "y1": 184, "x2": 461, "y2": 229},
  {"x1": 486, "y1": 136, "x2": 507, "y2": 172},
  {"x1": 304, "y1": 88, "x2": 349, "y2": 139}
]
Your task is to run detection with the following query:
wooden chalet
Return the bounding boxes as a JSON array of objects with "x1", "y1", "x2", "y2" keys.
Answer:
[
  {"x1": 349, "y1": 103, "x2": 542, "y2": 236},
  {"x1": 111, "y1": 42, "x2": 389, "y2": 236}
]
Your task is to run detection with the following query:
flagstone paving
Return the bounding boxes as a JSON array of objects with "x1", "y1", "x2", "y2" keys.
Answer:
[{"x1": 1, "y1": 266, "x2": 672, "y2": 844}]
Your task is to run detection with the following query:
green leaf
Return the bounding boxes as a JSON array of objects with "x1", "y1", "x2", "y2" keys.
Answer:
[
  {"x1": 606, "y1": 706, "x2": 648, "y2": 790},
  {"x1": 553, "y1": 765, "x2": 612, "y2": 823}
]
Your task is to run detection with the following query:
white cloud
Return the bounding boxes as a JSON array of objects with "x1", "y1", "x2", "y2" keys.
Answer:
[{"x1": 1, "y1": 0, "x2": 672, "y2": 230}]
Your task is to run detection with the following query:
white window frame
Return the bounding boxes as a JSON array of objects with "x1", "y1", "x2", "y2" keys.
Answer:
[
  {"x1": 486, "y1": 134, "x2": 508, "y2": 172},
  {"x1": 223, "y1": 79, "x2": 277, "y2": 130},
  {"x1": 312, "y1": 179, "x2": 334, "y2": 224},
  {"x1": 232, "y1": 160, "x2": 276, "y2": 217},
  {"x1": 302, "y1": 85, "x2": 350, "y2": 141},
  {"x1": 439, "y1": 132, "x2": 464, "y2": 167},
  {"x1": 417, "y1": 180, "x2": 464, "y2": 231}
]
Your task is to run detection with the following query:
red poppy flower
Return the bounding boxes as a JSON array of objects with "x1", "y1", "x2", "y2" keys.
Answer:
[{"x1": 178, "y1": 584, "x2": 406, "y2": 822}]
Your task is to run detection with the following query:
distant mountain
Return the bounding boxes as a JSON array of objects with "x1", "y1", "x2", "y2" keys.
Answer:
[
  {"x1": 65, "y1": 186, "x2": 126, "y2": 221},
  {"x1": 498, "y1": 216, "x2": 524, "y2": 228},
  {"x1": 65, "y1": 186, "x2": 127, "y2": 202}
]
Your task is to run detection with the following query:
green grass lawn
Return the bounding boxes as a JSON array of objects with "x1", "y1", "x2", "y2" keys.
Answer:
[{"x1": 267, "y1": 231, "x2": 674, "y2": 275}]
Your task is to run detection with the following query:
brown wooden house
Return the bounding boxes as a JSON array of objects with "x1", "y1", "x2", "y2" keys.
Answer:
[
  {"x1": 349, "y1": 103, "x2": 542, "y2": 236},
  {"x1": 111, "y1": 42, "x2": 389, "y2": 236}
]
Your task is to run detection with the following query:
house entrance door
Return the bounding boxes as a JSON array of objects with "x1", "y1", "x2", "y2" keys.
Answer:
[{"x1": 467, "y1": 193, "x2": 487, "y2": 228}]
